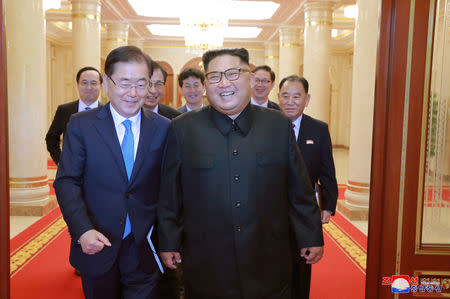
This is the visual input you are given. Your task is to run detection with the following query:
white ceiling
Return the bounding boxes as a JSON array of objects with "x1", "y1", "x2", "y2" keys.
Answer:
[{"x1": 46, "y1": 0, "x2": 357, "y2": 50}]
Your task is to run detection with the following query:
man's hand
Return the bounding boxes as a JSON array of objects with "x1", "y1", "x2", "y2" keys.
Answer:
[
  {"x1": 300, "y1": 246, "x2": 324, "y2": 264},
  {"x1": 321, "y1": 210, "x2": 332, "y2": 224},
  {"x1": 79, "y1": 229, "x2": 111, "y2": 255},
  {"x1": 160, "y1": 252, "x2": 182, "y2": 269}
]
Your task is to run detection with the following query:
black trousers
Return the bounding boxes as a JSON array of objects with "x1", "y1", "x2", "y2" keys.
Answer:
[
  {"x1": 291, "y1": 259, "x2": 311, "y2": 299},
  {"x1": 80, "y1": 234, "x2": 160, "y2": 299}
]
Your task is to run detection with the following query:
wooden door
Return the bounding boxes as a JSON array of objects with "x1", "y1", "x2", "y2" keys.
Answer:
[{"x1": 367, "y1": 0, "x2": 450, "y2": 297}]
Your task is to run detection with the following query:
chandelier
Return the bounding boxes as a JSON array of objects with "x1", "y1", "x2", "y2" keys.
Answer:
[{"x1": 180, "y1": 0, "x2": 231, "y2": 53}]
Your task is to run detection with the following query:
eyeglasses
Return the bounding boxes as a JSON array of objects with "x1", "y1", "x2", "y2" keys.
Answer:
[
  {"x1": 205, "y1": 68, "x2": 250, "y2": 84},
  {"x1": 148, "y1": 81, "x2": 165, "y2": 89},
  {"x1": 107, "y1": 75, "x2": 149, "y2": 92},
  {"x1": 80, "y1": 80, "x2": 100, "y2": 88},
  {"x1": 254, "y1": 78, "x2": 271, "y2": 85}
]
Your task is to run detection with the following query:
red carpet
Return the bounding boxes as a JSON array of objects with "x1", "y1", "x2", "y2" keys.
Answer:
[{"x1": 10, "y1": 204, "x2": 367, "y2": 299}]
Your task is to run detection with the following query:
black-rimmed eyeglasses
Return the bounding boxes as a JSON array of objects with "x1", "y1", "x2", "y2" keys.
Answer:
[{"x1": 205, "y1": 67, "x2": 250, "y2": 84}]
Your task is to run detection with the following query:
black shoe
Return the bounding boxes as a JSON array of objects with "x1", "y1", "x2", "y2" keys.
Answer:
[{"x1": 74, "y1": 269, "x2": 81, "y2": 276}]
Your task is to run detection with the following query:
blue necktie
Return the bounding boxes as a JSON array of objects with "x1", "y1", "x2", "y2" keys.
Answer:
[
  {"x1": 121, "y1": 119, "x2": 134, "y2": 238},
  {"x1": 85, "y1": 107, "x2": 91, "y2": 110}
]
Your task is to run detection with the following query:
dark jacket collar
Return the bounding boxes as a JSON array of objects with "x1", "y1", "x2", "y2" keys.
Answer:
[{"x1": 208, "y1": 103, "x2": 253, "y2": 136}]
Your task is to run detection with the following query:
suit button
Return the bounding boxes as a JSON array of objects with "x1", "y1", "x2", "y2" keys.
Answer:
[
  {"x1": 232, "y1": 149, "x2": 238, "y2": 156},
  {"x1": 234, "y1": 175, "x2": 240, "y2": 181},
  {"x1": 235, "y1": 226, "x2": 241, "y2": 232},
  {"x1": 235, "y1": 201, "x2": 241, "y2": 207}
]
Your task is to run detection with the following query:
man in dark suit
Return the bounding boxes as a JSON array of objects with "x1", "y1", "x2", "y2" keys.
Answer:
[
  {"x1": 54, "y1": 46, "x2": 170, "y2": 299},
  {"x1": 176, "y1": 68, "x2": 205, "y2": 113},
  {"x1": 250, "y1": 65, "x2": 280, "y2": 110},
  {"x1": 144, "y1": 61, "x2": 181, "y2": 120},
  {"x1": 158, "y1": 48, "x2": 324, "y2": 299},
  {"x1": 46, "y1": 66, "x2": 103, "y2": 164},
  {"x1": 144, "y1": 61, "x2": 181, "y2": 299},
  {"x1": 278, "y1": 75, "x2": 338, "y2": 299}
]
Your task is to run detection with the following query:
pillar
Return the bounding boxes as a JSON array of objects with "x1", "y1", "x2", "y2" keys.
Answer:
[
  {"x1": 303, "y1": 0, "x2": 333, "y2": 123},
  {"x1": 5, "y1": 0, "x2": 54, "y2": 215},
  {"x1": 72, "y1": 0, "x2": 101, "y2": 76},
  {"x1": 264, "y1": 42, "x2": 280, "y2": 102},
  {"x1": 279, "y1": 27, "x2": 302, "y2": 80},
  {"x1": 339, "y1": 0, "x2": 379, "y2": 220},
  {"x1": 103, "y1": 23, "x2": 129, "y2": 58}
]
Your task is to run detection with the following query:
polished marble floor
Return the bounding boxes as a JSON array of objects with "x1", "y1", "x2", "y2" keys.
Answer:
[{"x1": 10, "y1": 148, "x2": 370, "y2": 239}]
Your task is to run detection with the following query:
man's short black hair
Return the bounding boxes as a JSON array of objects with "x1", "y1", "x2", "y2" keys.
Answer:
[
  {"x1": 251, "y1": 65, "x2": 275, "y2": 82},
  {"x1": 152, "y1": 61, "x2": 168, "y2": 84},
  {"x1": 279, "y1": 75, "x2": 309, "y2": 93},
  {"x1": 202, "y1": 48, "x2": 249, "y2": 72},
  {"x1": 178, "y1": 68, "x2": 205, "y2": 87},
  {"x1": 76, "y1": 66, "x2": 103, "y2": 84},
  {"x1": 104, "y1": 45, "x2": 152, "y2": 78}
]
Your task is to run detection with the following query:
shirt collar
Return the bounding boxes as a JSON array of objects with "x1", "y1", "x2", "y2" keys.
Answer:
[
  {"x1": 79, "y1": 99, "x2": 99, "y2": 111},
  {"x1": 250, "y1": 97, "x2": 268, "y2": 108},
  {"x1": 186, "y1": 103, "x2": 203, "y2": 112},
  {"x1": 292, "y1": 114, "x2": 303, "y2": 129},
  {"x1": 209, "y1": 103, "x2": 253, "y2": 136},
  {"x1": 109, "y1": 103, "x2": 141, "y2": 129}
]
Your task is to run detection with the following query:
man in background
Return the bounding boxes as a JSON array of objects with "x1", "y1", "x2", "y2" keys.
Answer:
[
  {"x1": 278, "y1": 75, "x2": 338, "y2": 299},
  {"x1": 145, "y1": 61, "x2": 181, "y2": 120},
  {"x1": 250, "y1": 65, "x2": 279, "y2": 110},
  {"x1": 177, "y1": 68, "x2": 205, "y2": 113},
  {"x1": 46, "y1": 66, "x2": 103, "y2": 164}
]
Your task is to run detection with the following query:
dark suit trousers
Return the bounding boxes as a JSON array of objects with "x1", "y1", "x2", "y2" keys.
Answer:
[
  {"x1": 292, "y1": 258, "x2": 311, "y2": 299},
  {"x1": 80, "y1": 234, "x2": 160, "y2": 299}
]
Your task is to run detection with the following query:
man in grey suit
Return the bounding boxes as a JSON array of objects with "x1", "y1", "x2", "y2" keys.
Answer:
[
  {"x1": 45, "y1": 66, "x2": 103, "y2": 164},
  {"x1": 176, "y1": 68, "x2": 205, "y2": 113},
  {"x1": 250, "y1": 65, "x2": 280, "y2": 110},
  {"x1": 158, "y1": 48, "x2": 323, "y2": 299}
]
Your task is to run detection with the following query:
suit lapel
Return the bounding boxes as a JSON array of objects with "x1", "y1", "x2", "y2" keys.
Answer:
[
  {"x1": 297, "y1": 114, "x2": 307, "y2": 151},
  {"x1": 94, "y1": 103, "x2": 129, "y2": 182},
  {"x1": 129, "y1": 109, "x2": 157, "y2": 184}
]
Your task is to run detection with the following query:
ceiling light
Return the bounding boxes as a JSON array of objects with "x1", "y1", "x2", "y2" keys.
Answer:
[
  {"x1": 148, "y1": 25, "x2": 262, "y2": 39},
  {"x1": 344, "y1": 5, "x2": 358, "y2": 19},
  {"x1": 43, "y1": 0, "x2": 61, "y2": 11},
  {"x1": 129, "y1": 0, "x2": 279, "y2": 20},
  {"x1": 331, "y1": 29, "x2": 338, "y2": 37}
]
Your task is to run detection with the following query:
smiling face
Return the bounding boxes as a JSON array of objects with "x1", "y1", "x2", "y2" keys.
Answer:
[
  {"x1": 181, "y1": 76, "x2": 204, "y2": 108},
  {"x1": 103, "y1": 61, "x2": 149, "y2": 118},
  {"x1": 278, "y1": 80, "x2": 311, "y2": 121},
  {"x1": 77, "y1": 70, "x2": 102, "y2": 105},
  {"x1": 145, "y1": 68, "x2": 165, "y2": 110},
  {"x1": 205, "y1": 54, "x2": 252, "y2": 118},
  {"x1": 251, "y1": 69, "x2": 274, "y2": 104}
]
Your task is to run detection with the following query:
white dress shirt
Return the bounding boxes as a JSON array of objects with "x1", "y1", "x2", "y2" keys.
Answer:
[
  {"x1": 292, "y1": 114, "x2": 303, "y2": 141},
  {"x1": 109, "y1": 104, "x2": 141, "y2": 159},
  {"x1": 250, "y1": 97, "x2": 268, "y2": 108},
  {"x1": 186, "y1": 103, "x2": 204, "y2": 112},
  {"x1": 78, "y1": 99, "x2": 99, "y2": 112}
]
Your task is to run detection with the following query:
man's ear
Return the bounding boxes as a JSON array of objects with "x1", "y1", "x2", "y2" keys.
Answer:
[{"x1": 305, "y1": 94, "x2": 311, "y2": 107}]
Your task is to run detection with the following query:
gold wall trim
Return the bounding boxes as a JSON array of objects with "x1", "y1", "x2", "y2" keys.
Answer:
[
  {"x1": 46, "y1": 35, "x2": 72, "y2": 46},
  {"x1": 9, "y1": 176, "x2": 47, "y2": 182},
  {"x1": 396, "y1": 0, "x2": 416, "y2": 276},
  {"x1": 348, "y1": 180, "x2": 370, "y2": 187},
  {"x1": 72, "y1": 13, "x2": 100, "y2": 21},
  {"x1": 347, "y1": 185, "x2": 370, "y2": 193},
  {"x1": 305, "y1": 21, "x2": 332, "y2": 27},
  {"x1": 415, "y1": 0, "x2": 437, "y2": 255},
  {"x1": 280, "y1": 42, "x2": 301, "y2": 48},
  {"x1": 264, "y1": 55, "x2": 279, "y2": 59},
  {"x1": 9, "y1": 181, "x2": 48, "y2": 188},
  {"x1": 10, "y1": 217, "x2": 67, "y2": 277},
  {"x1": 106, "y1": 38, "x2": 127, "y2": 43}
]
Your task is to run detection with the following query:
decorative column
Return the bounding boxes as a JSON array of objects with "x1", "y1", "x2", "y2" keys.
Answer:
[
  {"x1": 72, "y1": 0, "x2": 101, "y2": 76},
  {"x1": 303, "y1": 1, "x2": 333, "y2": 123},
  {"x1": 339, "y1": 0, "x2": 379, "y2": 220},
  {"x1": 103, "y1": 23, "x2": 129, "y2": 57},
  {"x1": 5, "y1": 0, "x2": 54, "y2": 215},
  {"x1": 279, "y1": 27, "x2": 302, "y2": 80},
  {"x1": 264, "y1": 42, "x2": 279, "y2": 102}
]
